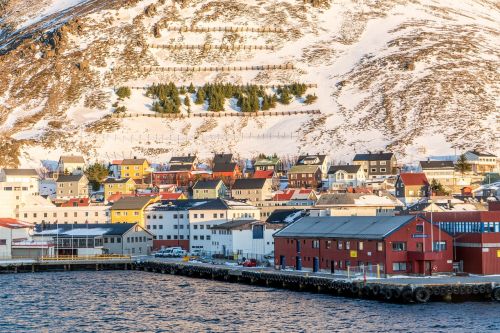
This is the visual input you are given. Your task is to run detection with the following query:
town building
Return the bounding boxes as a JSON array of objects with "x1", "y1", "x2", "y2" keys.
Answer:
[
  {"x1": 423, "y1": 211, "x2": 500, "y2": 275},
  {"x1": 296, "y1": 154, "x2": 329, "y2": 178},
  {"x1": 273, "y1": 215, "x2": 453, "y2": 276},
  {"x1": 209, "y1": 220, "x2": 283, "y2": 259},
  {"x1": 0, "y1": 169, "x2": 40, "y2": 218},
  {"x1": 288, "y1": 165, "x2": 322, "y2": 189},
  {"x1": 144, "y1": 200, "x2": 204, "y2": 250},
  {"x1": 18, "y1": 195, "x2": 110, "y2": 225},
  {"x1": 253, "y1": 156, "x2": 284, "y2": 176},
  {"x1": 121, "y1": 158, "x2": 151, "y2": 181},
  {"x1": 0, "y1": 218, "x2": 33, "y2": 259},
  {"x1": 58, "y1": 155, "x2": 85, "y2": 175},
  {"x1": 110, "y1": 196, "x2": 159, "y2": 227},
  {"x1": 212, "y1": 162, "x2": 241, "y2": 187},
  {"x1": 192, "y1": 180, "x2": 227, "y2": 199},
  {"x1": 464, "y1": 151, "x2": 498, "y2": 175},
  {"x1": 55, "y1": 174, "x2": 89, "y2": 199},
  {"x1": 419, "y1": 160, "x2": 456, "y2": 190},
  {"x1": 271, "y1": 189, "x2": 318, "y2": 206},
  {"x1": 395, "y1": 173, "x2": 430, "y2": 206},
  {"x1": 188, "y1": 199, "x2": 260, "y2": 253},
  {"x1": 103, "y1": 178, "x2": 136, "y2": 201},
  {"x1": 352, "y1": 152, "x2": 397, "y2": 179},
  {"x1": 231, "y1": 178, "x2": 273, "y2": 202},
  {"x1": 213, "y1": 153, "x2": 233, "y2": 165},
  {"x1": 169, "y1": 155, "x2": 197, "y2": 171},
  {"x1": 32, "y1": 223, "x2": 153, "y2": 256},
  {"x1": 253, "y1": 170, "x2": 279, "y2": 189},
  {"x1": 327, "y1": 164, "x2": 366, "y2": 190},
  {"x1": 314, "y1": 192, "x2": 402, "y2": 216},
  {"x1": 266, "y1": 209, "x2": 306, "y2": 224}
]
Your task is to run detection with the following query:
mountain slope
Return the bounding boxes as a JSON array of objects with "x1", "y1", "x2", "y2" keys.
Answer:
[{"x1": 0, "y1": 0, "x2": 498, "y2": 167}]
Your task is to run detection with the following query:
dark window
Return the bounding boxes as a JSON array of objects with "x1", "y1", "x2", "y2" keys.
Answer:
[
  {"x1": 416, "y1": 225, "x2": 424, "y2": 232},
  {"x1": 253, "y1": 225, "x2": 264, "y2": 239},
  {"x1": 392, "y1": 242, "x2": 407, "y2": 251}
]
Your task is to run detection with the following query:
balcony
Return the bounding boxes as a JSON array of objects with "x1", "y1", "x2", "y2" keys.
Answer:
[{"x1": 407, "y1": 251, "x2": 443, "y2": 261}]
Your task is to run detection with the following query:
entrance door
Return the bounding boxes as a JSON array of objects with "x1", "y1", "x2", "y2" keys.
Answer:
[{"x1": 424, "y1": 261, "x2": 432, "y2": 275}]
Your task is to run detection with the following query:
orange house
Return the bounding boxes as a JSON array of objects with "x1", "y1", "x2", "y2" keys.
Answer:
[{"x1": 212, "y1": 162, "x2": 241, "y2": 188}]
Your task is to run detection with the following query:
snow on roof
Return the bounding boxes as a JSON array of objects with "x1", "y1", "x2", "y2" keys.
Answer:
[{"x1": 0, "y1": 218, "x2": 33, "y2": 229}]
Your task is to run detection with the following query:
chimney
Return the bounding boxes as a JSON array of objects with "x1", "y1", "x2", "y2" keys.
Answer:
[{"x1": 133, "y1": 156, "x2": 137, "y2": 159}]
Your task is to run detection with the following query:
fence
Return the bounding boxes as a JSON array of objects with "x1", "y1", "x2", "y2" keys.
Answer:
[
  {"x1": 113, "y1": 64, "x2": 294, "y2": 73},
  {"x1": 149, "y1": 44, "x2": 275, "y2": 51},
  {"x1": 128, "y1": 83, "x2": 318, "y2": 90},
  {"x1": 345, "y1": 264, "x2": 384, "y2": 279},
  {"x1": 110, "y1": 109, "x2": 320, "y2": 119},
  {"x1": 161, "y1": 26, "x2": 285, "y2": 33}
]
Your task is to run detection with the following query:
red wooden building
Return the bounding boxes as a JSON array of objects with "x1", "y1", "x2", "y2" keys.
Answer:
[
  {"x1": 423, "y1": 211, "x2": 500, "y2": 275},
  {"x1": 152, "y1": 170, "x2": 211, "y2": 187},
  {"x1": 274, "y1": 215, "x2": 453, "y2": 276},
  {"x1": 211, "y1": 162, "x2": 241, "y2": 188}
]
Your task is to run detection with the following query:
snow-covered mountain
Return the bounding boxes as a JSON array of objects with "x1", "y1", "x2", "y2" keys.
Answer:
[{"x1": 0, "y1": 0, "x2": 498, "y2": 167}]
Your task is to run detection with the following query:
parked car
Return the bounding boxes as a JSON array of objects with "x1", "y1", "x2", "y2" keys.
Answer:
[
  {"x1": 242, "y1": 259, "x2": 257, "y2": 267},
  {"x1": 154, "y1": 249, "x2": 173, "y2": 258},
  {"x1": 170, "y1": 249, "x2": 187, "y2": 257}
]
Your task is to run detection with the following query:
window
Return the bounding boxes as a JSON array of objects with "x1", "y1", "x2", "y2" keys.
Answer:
[
  {"x1": 337, "y1": 241, "x2": 343, "y2": 250},
  {"x1": 377, "y1": 242, "x2": 383, "y2": 251},
  {"x1": 433, "y1": 241, "x2": 447, "y2": 251},
  {"x1": 325, "y1": 240, "x2": 331, "y2": 249},
  {"x1": 213, "y1": 213, "x2": 217, "y2": 218},
  {"x1": 345, "y1": 241, "x2": 350, "y2": 250},
  {"x1": 370, "y1": 161, "x2": 377, "y2": 166},
  {"x1": 173, "y1": 225, "x2": 178, "y2": 229},
  {"x1": 153, "y1": 225, "x2": 157, "y2": 230},
  {"x1": 392, "y1": 242, "x2": 407, "y2": 251},
  {"x1": 194, "y1": 214, "x2": 198, "y2": 218},
  {"x1": 173, "y1": 214, "x2": 178, "y2": 219},
  {"x1": 371, "y1": 168, "x2": 377, "y2": 172},
  {"x1": 392, "y1": 262, "x2": 407, "y2": 271},
  {"x1": 206, "y1": 235, "x2": 211, "y2": 240},
  {"x1": 179, "y1": 214, "x2": 184, "y2": 219},
  {"x1": 200, "y1": 214, "x2": 204, "y2": 218},
  {"x1": 358, "y1": 242, "x2": 364, "y2": 251},
  {"x1": 200, "y1": 236, "x2": 204, "y2": 240},
  {"x1": 219, "y1": 213, "x2": 224, "y2": 218},
  {"x1": 159, "y1": 235, "x2": 163, "y2": 240},
  {"x1": 194, "y1": 225, "x2": 198, "y2": 230},
  {"x1": 380, "y1": 168, "x2": 386, "y2": 172},
  {"x1": 0, "y1": 239, "x2": 6, "y2": 245},
  {"x1": 416, "y1": 225, "x2": 424, "y2": 232},
  {"x1": 380, "y1": 161, "x2": 386, "y2": 165},
  {"x1": 312, "y1": 240, "x2": 319, "y2": 249},
  {"x1": 159, "y1": 225, "x2": 163, "y2": 230},
  {"x1": 345, "y1": 260, "x2": 351, "y2": 267},
  {"x1": 193, "y1": 236, "x2": 198, "y2": 240},
  {"x1": 200, "y1": 225, "x2": 204, "y2": 230}
]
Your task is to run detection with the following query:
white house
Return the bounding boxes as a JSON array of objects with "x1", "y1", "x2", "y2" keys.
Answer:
[
  {"x1": 0, "y1": 218, "x2": 33, "y2": 259},
  {"x1": 0, "y1": 169, "x2": 40, "y2": 218},
  {"x1": 58, "y1": 155, "x2": 86, "y2": 175},
  {"x1": 19, "y1": 195, "x2": 110, "y2": 225},
  {"x1": 208, "y1": 220, "x2": 282, "y2": 259},
  {"x1": 464, "y1": 151, "x2": 498, "y2": 175},
  {"x1": 188, "y1": 199, "x2": 260, "y2": 253},
  {"x1": 327, "y1": 165, "x2": 366, "y2": 189}
]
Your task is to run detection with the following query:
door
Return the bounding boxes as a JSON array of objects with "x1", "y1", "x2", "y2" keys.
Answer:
[{"x1": 424, "y1": 261, "x2": 432, "y2": 275}]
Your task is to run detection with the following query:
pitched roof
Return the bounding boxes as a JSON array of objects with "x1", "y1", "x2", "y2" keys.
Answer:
[
  {"x1": 398, "y1": 173, "x2": 429, "y2": 186},
  {"x1": 60, "y1": 156, "x2": 85, "y2": 163},
  {"x1": 214, "y1": 153, "x2": 233, "y2": 164},
  {"x1": 111, "y1": 196, "x2": 154, "y2": 210},
  {"x1": 254, "y1": 157, "x2": 280, "y2": 166},
  {"x1": 297, "y1": 154, "x2": 327, "y2": 165},
  {"x1": 188, "y1": 198, "x2": 229, "y2": 210},
  {"x1": 253, "y1": 170, "x2": 274, "y2": 179},
  {"x1": 422, "y1": 211, "x2": 500, "y2": 223},
  {"x1": 274, "y1": 216, "x2": 416, "y2": 239},
  {"x1": 353, "y1": 152, "x2": 394, "y2": 161},
  {"x1": 104, "y1": 177, "x2": 132, "y2": 184},
  {"x1": 211, "y1": 219, "x2": 260, "y2": 230},
  {"x1": 466, "y1": 150, "x2": 496, "y2": 158},
  {"x1": 122, "y1": 158, "x2": 148, "y2": 165},
  {"x1": 212, "y1": 162, "x2": 238, "y2": 173},
  {"x1": 232, "y1": 178, "x2": 267, "y2": 190},
  {"x1": 266, "y1": 209, "x2": 305, "y2": 224},
  {"x1": 159, "y1": 192, "x2": 185, "y2": 200},
  {"x1": 170, "y1": 155, "x2": 196, "y2": 164},
  {"x1": 328, "y1": 165, "x2": 361, "y2": 174},
  {"x1": 2, "y1": 169, "x2": 39, "y2": 176},
  {"x1": 419, "y1": 160, "x2": 454, "y2": 170},
  {"x1": 193, "y1": 180, "x2": 223, "y2": 190},
  {"x1": 0, "y1": 218, "x2": 33, "y2": 229},
  {"x1": 169, "y1": 164, "x2": 193, "y2": 172},
  {"x1": 34, "y1": 223, "x2": 145, "y2": 237},
  {"x1": 59, "y1": 198, "x2": 90, "y2": 207},
  {"x1": 272, "y1": 189, "x2": 316, "y2": 201},
  {"x1": 288, "y1": 165, "x2": 320, "y2": 173},
  {"x1": 56, "y1": 174, "x2": 86, "y2": 183}
]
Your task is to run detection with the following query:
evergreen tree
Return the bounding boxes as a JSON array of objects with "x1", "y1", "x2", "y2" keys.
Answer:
[
  {"x1": 430, "y1": 179, "x2": 448, "y2": 196},
  {"x1": 304, "y1": 94, "x2": 318, "y2": 105},
  {"x1": 85, "y1": 163, "x2": 109, "y2": 191},
  {"x1": 455, "y1": 154, "x2": 471, "y2": 176},
  {"x1": 261, "y1": 95, "x2": 270, "y2": 111},
  {"x1": 188, "y1": 82, "x2": 196, "y2": 93},
  {"x1": 116, "y1": 86, "x2": 131, "y2": 99},
  {"x1": 179, "y1": 86, "x2": 186, "y2": 94},
  {"x1": 184, "y1": 94, "x2": 191, "y2": 107},
  {"x1": 279, "y1": 88, "x2": 292, "y2": 105},
  {"x1": 195, "y1": 88, "x2": 206, "y2": 105}
]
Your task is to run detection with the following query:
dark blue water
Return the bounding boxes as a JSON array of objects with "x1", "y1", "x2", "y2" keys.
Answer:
[{"x1": 0, "y1": 271, "x2": 499, "y2": 332}]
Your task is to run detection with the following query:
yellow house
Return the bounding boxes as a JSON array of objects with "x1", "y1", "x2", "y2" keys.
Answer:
[
  {"x1": 103, "y1": 178, "x2": 136, "y2": 201},
  {"x1": 121, "y1": 158, "x2": 151, "y2": 181},
  {"x1": 110, "y1": 196, "x2": 159, "y2": 228}
]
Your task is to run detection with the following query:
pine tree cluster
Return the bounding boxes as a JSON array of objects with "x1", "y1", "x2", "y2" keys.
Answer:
[{"x1": 146, "y1": 83, "x2": 181, "y2": 113}]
